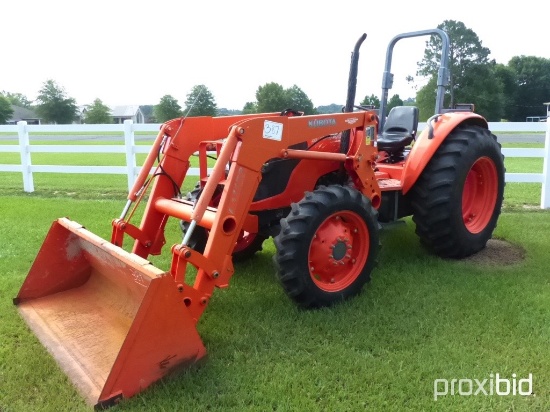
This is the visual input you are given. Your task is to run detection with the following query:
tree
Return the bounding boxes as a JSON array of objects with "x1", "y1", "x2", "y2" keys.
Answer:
[
  {"x1": 83, "y1": 98, "x2": 112, "y2": 124},
  {"x1": 255, "y1": 82, "x2": 287, "y2": 113},
  {"x1": 416, "y1": 20, "x2": 504, "y2": 121},
  {"x1": 284, "y1": 85, "x2": 315, "y2": 114},
  {"x1": 360, "y1": 94, "x2": 380, "y2": 108},
  {"x1": 316, "y1": 103, "x2": 343, "y2": 114},
  {"x1": 405, "y1": 75, "x2": 418, "y2": 93},
  {"x1": 154, "y1": 95, "x2": 183, "y2": 122},
  {"x1": 360, "y1": 93, "x2": 402, "y2": 116},
  {"x1": 506, "y1": 56, "x2": 550, "y2": 121},
  {"x1": 1, "y1": 91, "x2": 32, "y2": 108},
  {"x1": 254, "y1": 83, "x2": 316, "y2": 114},
  {"x1": 493, "y1": 63, "x2": 519, "y2": 121},
  {"x1": 139, "y1": 105, "x2": 156, "y2": 123},
  {"x1": 183, "y1": 85, "x2": 217, "y2": 117},
  {"x1": 217, "y1": 108, "x2": 242, "y2": 116},
  {"x1": 0, "y1": 95, "x2": 14, "y2": 124},
  {"x1": 35, "y1": 79, "x2": 77, "y2": 124},
  {"x1": 242, "y1": 102, "x2": 257, "y2": 114},
  {"x1": 455, "y1": 63, "x2": 504, "y2": 121},
  {"x1": 418, "y1": 20, "x2": 491, "y2": 107},
  {"x1": 415, "y1": 76, "x2": 439, "y2": 120},
  {"x1": 386, "y1": 94, "x2": 404, "y2": 115}
]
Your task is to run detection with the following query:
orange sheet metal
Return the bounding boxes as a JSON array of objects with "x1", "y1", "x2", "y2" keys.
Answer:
[{"x1": 15, "y1": 218, "x2": 206, "y2": 408}]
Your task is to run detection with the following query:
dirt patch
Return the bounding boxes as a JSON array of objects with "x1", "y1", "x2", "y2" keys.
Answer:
[{"x1": 463, "y1": 239, "x2": 526, "y2": 266}]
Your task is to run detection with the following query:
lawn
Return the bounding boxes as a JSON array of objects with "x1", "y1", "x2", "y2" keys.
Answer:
[{"x1": 0, "y1": 139, "x2": 549, "y2": 411}]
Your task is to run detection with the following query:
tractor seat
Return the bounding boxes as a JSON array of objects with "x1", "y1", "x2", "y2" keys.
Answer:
[{"x1": 377, "y1": 106, "x2": 419, "y2": 152}]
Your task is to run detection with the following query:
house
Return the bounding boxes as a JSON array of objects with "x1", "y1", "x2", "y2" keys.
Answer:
[
  {"x1": 75, "y1": 105, "x2": 89, "y2": 124},
  {"x1": 8, "y1": 105, "x2": 41, "y2": 125},
  {"x1": 111, "y1": 105, "x2": 145, "y2": 124}
]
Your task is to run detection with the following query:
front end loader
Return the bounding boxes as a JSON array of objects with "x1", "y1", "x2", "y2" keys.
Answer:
[{"x1": 14, "y1": 29, "x2": 504, "y2": 408}]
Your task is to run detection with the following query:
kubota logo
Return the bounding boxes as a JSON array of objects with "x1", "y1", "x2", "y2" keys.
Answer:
[
  {"x1": 308, "y1": 118, "x2": 336, "y2": 128},
  {"x1": 345, "y1": 117, "x2": 359, "y2": 124}
]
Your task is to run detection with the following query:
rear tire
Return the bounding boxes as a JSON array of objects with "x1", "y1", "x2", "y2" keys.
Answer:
[
  {"x1": 410, "y1": 124, "x2": 505, "y2": 258},
  {"x1": 273, "y1": 185, "x2": 379, "y2": 308}
]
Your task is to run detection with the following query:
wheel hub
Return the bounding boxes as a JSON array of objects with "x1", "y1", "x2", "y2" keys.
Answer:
[
  {"x1": 308, "y1": 212, "x2": 369, "y2": 292},
  {"x1": 332, "y1": 240, "x2": 348, "y2": 261},
  {"x1": 462, "y1": 156, "x2": 498, "y2": 234}
]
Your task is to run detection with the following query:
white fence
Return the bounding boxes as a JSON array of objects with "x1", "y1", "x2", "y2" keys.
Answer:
[
  {"x1": 1, "y1": 119, "x2": 549, "y2": 208},
  {"x1": 0, "y1": 120, "x2": 175, "y2": 193}
]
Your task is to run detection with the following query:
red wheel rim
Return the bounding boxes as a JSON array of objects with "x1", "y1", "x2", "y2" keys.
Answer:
[
  {"x1": 308, "y1": 211, "x2": 370, "y2": 292},
  {"x1": 234, "y1": 231, "x2": 257, "y2": 253},
  {"x1": 462, "y1": 156, "x2": 498, "y2": 234}
]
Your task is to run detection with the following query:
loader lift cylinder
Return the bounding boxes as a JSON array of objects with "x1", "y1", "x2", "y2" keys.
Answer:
[{"x1": 183, "y1": 126, "x2": 240, "y2": 245}]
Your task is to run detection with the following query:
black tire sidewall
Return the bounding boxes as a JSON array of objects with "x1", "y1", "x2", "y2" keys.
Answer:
[
  {"x1": 275, "y1": 186, "x2": 379, "y2": 307},
  {"x1": 411, "y1": 125, "x2": 505, "y2": 258}
]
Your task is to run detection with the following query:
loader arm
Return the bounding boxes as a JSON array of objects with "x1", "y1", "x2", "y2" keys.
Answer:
[
  {"x1": 112, "y1": 114, "x2": 282, "y2": 257},
  {"x1": 113, "y1": 111, "x2": 380, "y2": 318}
]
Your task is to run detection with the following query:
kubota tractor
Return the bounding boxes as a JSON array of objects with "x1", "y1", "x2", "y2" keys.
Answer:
[{"x1": 14, "y1": 29, "x2": 504, "y2": 408}]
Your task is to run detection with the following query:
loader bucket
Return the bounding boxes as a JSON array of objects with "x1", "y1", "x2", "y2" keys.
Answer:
[{"x1": 14, "y1": 217, "x2": 207, "y2": 409}]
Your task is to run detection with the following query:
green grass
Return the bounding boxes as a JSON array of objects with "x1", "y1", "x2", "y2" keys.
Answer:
[
  {"x1": 1, "y1": 196, "x2": 549, "y2": 411},
  {"x1": 0, "y1": 140, "x2": 549, "y2": 411}
]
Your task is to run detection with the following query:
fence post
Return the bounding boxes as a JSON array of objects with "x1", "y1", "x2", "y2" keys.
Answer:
[
  {"x1": 17, "y1": 121, "x2": 34, "y2": 192},
  {"x1": 124, "y1": 119, "x2": 136, "y2": 191},
  {"x1": 541, "y1": 120, "x2": 550, "y2": 209}
]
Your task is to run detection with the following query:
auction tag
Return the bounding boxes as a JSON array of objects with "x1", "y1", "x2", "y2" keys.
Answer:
[{"x1": 263, "y1": 120, "x2": 283, "y2": 141}]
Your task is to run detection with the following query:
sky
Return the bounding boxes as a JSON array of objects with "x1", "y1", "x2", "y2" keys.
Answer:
[{"x1": 2, "y1": 0, "x2": 549, "y2": 111}]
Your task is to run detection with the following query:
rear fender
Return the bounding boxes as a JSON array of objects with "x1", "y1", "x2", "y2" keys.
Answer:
[{"x1": 401, "y1": 112, "x2": 488, "y2": 194}]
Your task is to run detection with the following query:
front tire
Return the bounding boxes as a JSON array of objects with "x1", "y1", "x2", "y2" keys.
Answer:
[
  {"x1": 273, "y1": 185, "x2": 379, "y2": 309},
  {"x1": 410, "y1": 124, "x2": 505, "y2": 258}
]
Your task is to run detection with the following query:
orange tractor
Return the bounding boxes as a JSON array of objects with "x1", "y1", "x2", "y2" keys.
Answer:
[{"x1": 14, "y1": 29, "x2": 504, "y2": 408}]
